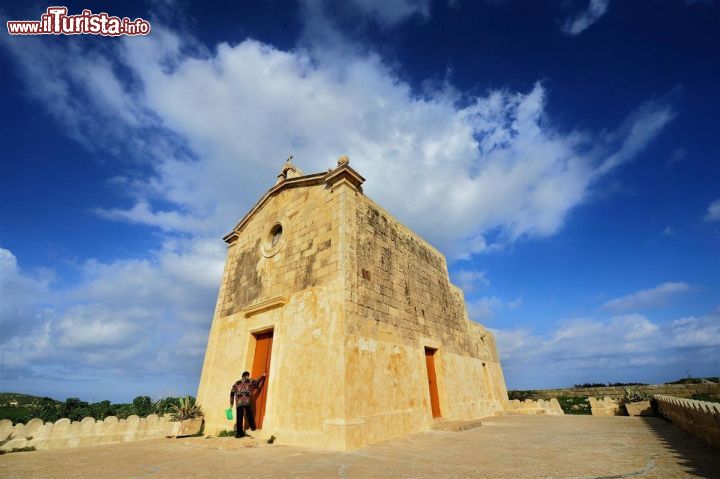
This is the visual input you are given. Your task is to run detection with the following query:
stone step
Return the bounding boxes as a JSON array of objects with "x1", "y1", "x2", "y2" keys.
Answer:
[
  {"x1": 499, "y1": 410, "x2": 546, "y2": 416},
  {"x1": 431, "y1": 419, "x2": 483, "y2": 431},
  {"x1": 179, "y1": 436, "x2": 260, "y2": 450}
]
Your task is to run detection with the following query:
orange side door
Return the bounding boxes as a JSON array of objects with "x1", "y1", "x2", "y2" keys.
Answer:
[
  {"x1": 425, "y1": 348, "x2": 441, "y2": 418},
  {"x1": 251, "y1": 331, "x2": 273, "y2": 429}
]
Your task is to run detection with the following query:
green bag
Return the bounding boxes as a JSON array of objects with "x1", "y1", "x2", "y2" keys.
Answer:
[{"x1": 225, "y1": 408, "x2": 233, "y2": 420}]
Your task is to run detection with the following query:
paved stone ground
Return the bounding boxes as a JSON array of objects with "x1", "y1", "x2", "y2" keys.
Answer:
[{"x1": 1, "y1": 415, "x2": 719, "y2": 478}]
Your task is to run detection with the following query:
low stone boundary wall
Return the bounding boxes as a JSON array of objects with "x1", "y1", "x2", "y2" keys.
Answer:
[
  {"x1": 588, "y1": 397, "x2": 622, "y2": 416},
  {"x1": 655, "y1": 395, "x2": 720, "y2": 449},
  {"x1": 503, "y1": 398, "x2": 564, "y2": 416},
  {"x1": 0, "y1": 414, "x2": 187, "y2": 452},
  {"x1": 517, "y1": 383, "x2": 719, "y2": 400}
]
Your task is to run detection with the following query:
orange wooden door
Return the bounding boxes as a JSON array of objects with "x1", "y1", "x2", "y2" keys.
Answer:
[
  {"x1": 425, "y1": 348, "x2": 441, "y2": 418},
  {"x1": 251, "y1": 330, "x2": 273, "y2": 429}
]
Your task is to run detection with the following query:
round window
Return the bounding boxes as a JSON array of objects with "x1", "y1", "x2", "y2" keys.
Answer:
[
  {"x1": 261, "y1": 222, "x2": 286, "y2": 257},
  {"x1": 270, "y1": 224, "x2": 283, "y2": 247}
]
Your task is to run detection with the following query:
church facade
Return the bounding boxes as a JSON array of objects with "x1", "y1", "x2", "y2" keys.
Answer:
[{"x1": 196, "y1": 156, "x2": 509, "y2": 449}]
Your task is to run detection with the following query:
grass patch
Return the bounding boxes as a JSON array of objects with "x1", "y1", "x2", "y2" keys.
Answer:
[
  {"x1": 216, "y1": 429, "x2": 235, "y2": 437},
  {"x1": 557, "y1": 396, "x2": 591, "y2": 415},
  {"x1": 0, "y1": 407, "x2": 31, "y2": 425}
]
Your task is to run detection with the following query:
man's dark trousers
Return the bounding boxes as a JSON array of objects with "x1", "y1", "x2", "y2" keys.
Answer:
[{"x1": 235, "y1": 405, "x2": 256, "y2": 437}]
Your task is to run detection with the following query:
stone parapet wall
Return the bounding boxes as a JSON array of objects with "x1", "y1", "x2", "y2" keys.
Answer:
[
  {"x1": 0, "y1": 414, "x2": 184, "y2": 452},
  {"x1": 655, "y1": 395, "x2": 720, "y2": 450},
  {"x1": 503, "y1": 398, "x2": 564, "y2": 416},
  {"x1": 519, "y1": 383, "x2": 719, "y2": 400}
]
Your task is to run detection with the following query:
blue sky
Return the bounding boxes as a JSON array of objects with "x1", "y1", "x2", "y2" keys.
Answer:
[{"x1": 0, "y1": 0, "x2": 718, "y2": 402}]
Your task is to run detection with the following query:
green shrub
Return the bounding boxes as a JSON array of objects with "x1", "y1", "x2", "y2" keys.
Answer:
[
  {"x1": 619, "y1": 386, "x2": 650, "y2": 405},
  {"x1": 507, "y1": 390, "x2": 536, "y2": 401},
  {"x1": 170, "y1": 396, "x2": 202, "y2": 421},
  {"x1": 217, "y1": 429, "x2": 235, "y2": 437},
  {"x1": 557, "y1": 396, "x2": 591, "y2": 415},
  {"x1": 154, "y1": 397, "x2": 181, "y2": 416}
]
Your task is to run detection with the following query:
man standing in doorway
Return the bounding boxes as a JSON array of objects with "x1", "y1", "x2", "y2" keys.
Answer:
[{"x1": 230, "y1": 371, "x2": 266, "y2": 438}]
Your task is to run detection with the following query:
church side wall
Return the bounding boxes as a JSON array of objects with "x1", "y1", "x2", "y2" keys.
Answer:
[
  {"x1": 340, "y1": 195, "x2": 507, "y2": 447},
  {"x1": 196, "y1": 184, "x2": 349, "y2": 448}
]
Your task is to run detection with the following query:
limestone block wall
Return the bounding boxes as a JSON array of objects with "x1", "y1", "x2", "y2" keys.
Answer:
[
  {"x1": 588, "y1": 397, "x2": 622, "y2": 416},
  {"x1": 520, "y1": 383, "x2": 720, "y2": 400},
  {"x1": 655, "y1": 395, "x2": 720, "y2": 449},
  {"x1": 351, "y1": 198, "x2": 494, "y2": 358},
  {"x1": 0, "y1": 415, "x2": 182, "y2": 452},
  {"x1": 338, "y1": 193, "x2": 507, "y2": 447}
]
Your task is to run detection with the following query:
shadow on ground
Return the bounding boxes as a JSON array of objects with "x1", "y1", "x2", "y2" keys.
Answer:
[{"x1": 641, "y1": 416, "x2": 720, "y2": 478}]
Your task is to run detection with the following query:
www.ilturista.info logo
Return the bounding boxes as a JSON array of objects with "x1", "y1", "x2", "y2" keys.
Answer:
[{"x1": 7, "y1": 6, "x2": 151, "y2": 36}]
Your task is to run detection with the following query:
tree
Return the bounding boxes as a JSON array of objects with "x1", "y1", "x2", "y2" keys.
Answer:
[
  {"x1": 29, "y1": 397, "x2": 61, "y2": 423},
  {"x1": 115, "y1": 404, "x2": 133, "y2": 419},
  {"x1": 154, "y1": 397, "x2": 181, "y2": 416},
  {"x1": 90, "y1": 400, "x2": 114, "y2": 420},
  {"x1": 62, "y1": 397, "x2": 91, "y2": 421},
  {"x1": 131, "y1": 396, "x2": 153, "y2": 417}
]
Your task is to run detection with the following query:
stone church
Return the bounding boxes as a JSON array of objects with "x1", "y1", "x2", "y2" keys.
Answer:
[{"x1": 196, "y1": 156, "x2": 509, "y2": 449}]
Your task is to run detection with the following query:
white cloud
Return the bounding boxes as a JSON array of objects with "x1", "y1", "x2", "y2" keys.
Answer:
[
  {"x1": 0, "y1": 248, "x2": 54, "y2": 336},
  {"x1": 0, "y1": 240, "x2": 223, "y2": 390},
  {"x1": 57, "y1": 304, "x2": 143, "y2": 349},
  {"x1": 561, "y1": 0, "x2": 610, "y2": 36},
  {"x1": 73, "y1": 237, "x2": 225, "y2": 323},
  {"x1": 494, "y1": 309, "x2": 720, "y2": 388},
  {"x1": 468, "y1": 295, "x2": 522, "y2": 321},
  {"x1": 704, "y1": 198, "x2": 720, "y2": 222},
  {"x1": 1, "y1": 28, "x2": 674, "y2": 260},
  {"x1": 602, "y1": 282, "x2": 691, "y2": 313},
  {"x1": 453, "y1": 269, "x2": 490, "y2": 293},
  {"x1": 94, "y1": 201, "x2": 208, "y2": 234}
]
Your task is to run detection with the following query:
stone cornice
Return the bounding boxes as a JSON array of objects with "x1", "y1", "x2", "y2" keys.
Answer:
[
  {"x1": 223, "y1": 164, "x2": 365, "y2": 244},
  {"x1": 241, "y1": 296, "x2": 288, "y2": 317},
  {"x1": 324, "y1": 164, "x2": 365, "y2": 192}
]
